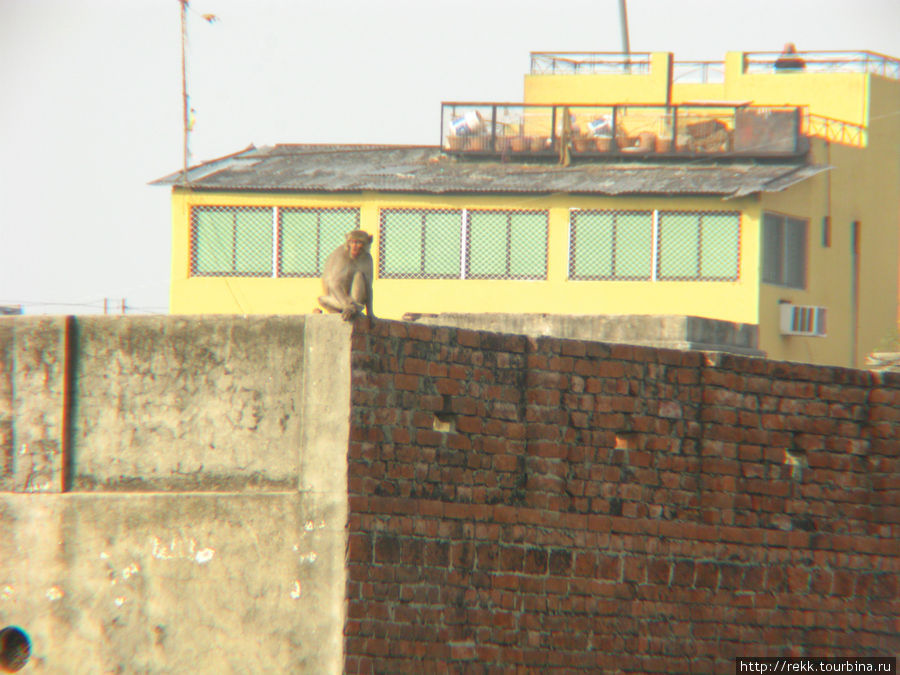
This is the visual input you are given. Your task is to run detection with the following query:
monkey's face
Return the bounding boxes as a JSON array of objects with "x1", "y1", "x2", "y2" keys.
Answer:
[{"x1": 347, "y1": 239, "x2": 366, "y2": 259}]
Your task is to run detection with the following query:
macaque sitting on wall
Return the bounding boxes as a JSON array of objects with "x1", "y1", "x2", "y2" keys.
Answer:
[{"x1": 317, "y1": 229, "x2": 375, "y2": 325}]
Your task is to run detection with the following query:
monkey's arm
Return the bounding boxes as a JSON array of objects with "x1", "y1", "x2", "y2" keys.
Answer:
[{"x1": 363, "y1": 257, "x2": 375, "y2": 324}]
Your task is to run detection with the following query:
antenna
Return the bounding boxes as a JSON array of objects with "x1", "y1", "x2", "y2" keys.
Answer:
[
  {"x1": 180, "y1": 0, "x2": 190, "y2": 184},
  {"x1": 618, "y1": 0, "x2": 631, "y2": 73}
]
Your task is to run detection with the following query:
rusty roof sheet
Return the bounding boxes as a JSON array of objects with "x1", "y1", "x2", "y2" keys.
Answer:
[{"x1": 151, "y1": 144, "x2": 828, "y2": 197}]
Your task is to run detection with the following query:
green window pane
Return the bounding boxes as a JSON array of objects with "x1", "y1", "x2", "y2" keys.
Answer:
[
  {"x1": 468, "y1": 212, "x2": 508, "y2": 277},
  {"x1": 194, "y1": 210, "x2": 234, "y2": 274},
  {"x1": 318, "y1": 211, "x2": 359, "y2": 271},
  {"x1": 659, "y1": 213, "x2": 700, "y2": 279},
  {"x1": 280, "y1": 211, "x2": 319, "y2": 276},
  {"x1": 382, "y1": 211, "x2": 424, "y2": 276},
  {"x1": 572, "y1": 212, "x2": 614, "y2": 278},
  {"x1": 615, "y1": 212, "x2": 653, "y2": 278},
  {"x1": 423, "y1": 212, "x2": 461, "y2": 277},
  {"x1": 234, "y1": 209, "x2": 272, "y2": 275},
  {"x1": 509, "y1": 213, "x2": 547, "y2": 278},
  {"x1": 699, "y1": 213, "x2": 740, "y2": 279}
]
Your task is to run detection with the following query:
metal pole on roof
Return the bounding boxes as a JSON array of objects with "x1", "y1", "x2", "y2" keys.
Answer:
[
  {"x1": 180, "y1": 0, "x2": 190, "y2": 184},
  {"x1": 618, "y1": 0, "x2": 631, "y2": 73}
]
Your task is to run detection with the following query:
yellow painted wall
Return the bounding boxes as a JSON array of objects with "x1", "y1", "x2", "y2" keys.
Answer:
[
  {"x1": 755, "y1": 108, "x2": 900, "y2": 368},
  {"x1": 868, "y1": 74, "x2": 900, "y2": 345},
  {"x1": 755, "y1": 154, "x2": 851, "y2": 368},
  {"x1": 526, "y1": 51, "x2": 872, "y2": 126},
  {"x1": 524, "y1": 53, "x2": 672, "y2": 105},
  {"x1": 171, "y1": 189, "x2": 760, "y2": 326},
  {"x1": 720, "y1": 52, "x2": 870, "y2": 125},
  {"x1": 671, "y1": 83, "x2": 726, "y2": 103},
  {"x1": 851, "y1": 74, "x2": 900, "y2": 360}
]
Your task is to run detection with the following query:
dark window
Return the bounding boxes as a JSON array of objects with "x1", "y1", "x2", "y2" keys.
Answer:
[{"x1": 762, "y1": 213, "x2": 807, "y2": 288}]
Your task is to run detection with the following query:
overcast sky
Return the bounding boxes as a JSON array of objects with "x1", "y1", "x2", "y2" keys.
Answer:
[{"x1": 1, "y1": 0, "x2": 898, "y2": 315}]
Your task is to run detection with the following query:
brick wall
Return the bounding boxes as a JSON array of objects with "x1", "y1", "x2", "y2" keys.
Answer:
[{"x1": 345, "y1": 321, "x2": 899, "y2": 674}]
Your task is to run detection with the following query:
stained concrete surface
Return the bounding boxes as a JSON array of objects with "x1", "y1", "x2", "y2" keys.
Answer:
[
  {"x1": 70, "y1": 316, "x2": 306, "y2": 492},
  {"x1": 404, "y1": 312, "x2": 764, "y2": 356},
  {"x1": 0, "y1": 492, "x2": 344, "y2": 673},
  {"x1": 0, "y1": 315, "x2": 353, "y2": 674}
]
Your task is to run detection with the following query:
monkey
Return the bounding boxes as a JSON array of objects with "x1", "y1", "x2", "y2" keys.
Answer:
[{"x1": 317, "y1": 229, "x2": 375, "y2": 325}]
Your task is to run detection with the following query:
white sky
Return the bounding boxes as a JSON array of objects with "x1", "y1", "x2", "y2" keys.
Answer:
[{"x1": 1, "y1": 0, "x2": 898, "y2": 315}]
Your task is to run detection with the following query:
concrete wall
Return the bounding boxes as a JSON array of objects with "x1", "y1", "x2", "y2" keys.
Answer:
[
  {"x1": 404, "y1": 313, "x2": 763, "y2": 357},
  {"x1": 0, "y1": 315, "x2": 351, "y2": 673}
]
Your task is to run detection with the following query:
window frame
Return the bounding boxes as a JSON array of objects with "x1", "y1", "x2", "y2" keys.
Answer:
[
  {"x1": 378, "y1": 208, "x2": 463, "y2": 279},
  {"x1": 761, "y1": 211, "x2": 808, "y2": 289},
  {"x1": 465, "y1": 209, "x2": 548, "y2": 281},
  {"x1": 568, "y1": 209, "x2": 741, "y2": 282},
  {"x1": 189, "y1": 205, "x2": 362, "y2": 279},
  {"x1": 657, "y1": 210, "x2": 741, "y2": 282},
  {"x1": 568, "y1": 209, "x2": 654, "y2": 281},
  {"x1": 190, "y1": 205, "x2": 273, "y2": 278},
  {"x1": 278, "y1": 206, "x2": 360, "y2": 278}
]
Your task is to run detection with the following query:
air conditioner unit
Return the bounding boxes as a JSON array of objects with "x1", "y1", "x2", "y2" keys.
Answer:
[{"x1": 779, "y1": 304, "x2": 826, "y2": 337}]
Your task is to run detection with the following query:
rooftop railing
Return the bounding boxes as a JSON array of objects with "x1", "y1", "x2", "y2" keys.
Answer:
[
  {"x1": 673, "y1": 61, "x2": 725, "y2": 84},
  {"x1": 745, "y1": 50, "x2": 900, "y2": 79},
  {"x1": 441, "y1": 102, "x2": 804, "y2": 159},
  {"x1": 529, "y1": 51, "x2": 900, "y2": 81},
  {"x1": 530, "y1": 52, "x2": 651, "y2": 75},
  {"x1": 804, "y1": 113, "x2": 867, "y2": 148}
]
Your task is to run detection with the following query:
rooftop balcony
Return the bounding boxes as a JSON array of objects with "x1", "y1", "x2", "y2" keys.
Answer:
[
  {"x1": 742, "y1": 50, "x2": 900, "y2": 78},
  {"x1": 441, "y1": 103, "x2": 805, "y2": 159},
  {"x1": 529, "y1": 50, "x2": 900, "y2": 80},
  {"x1": 530, "y1": 52, "x2": 652, "y2": 75}
]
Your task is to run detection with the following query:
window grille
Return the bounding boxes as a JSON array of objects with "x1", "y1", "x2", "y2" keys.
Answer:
[
  {"x1": 379, "y1": 209, "x2": 462, "y2": 279},
  {"x1": 762, "y1": 212, "x2": 807, "y2": 288},
  {"x1": 189, "y1": 205, "x2": 360, "y2": 278},
  {"x1": 569, "y1": 209, "x2": 740, "y2": 282},
  {"x1": 279, "y1": 207, "x2": 359, "y2": 277},
  {"x1": 378, "y1": 208, "x2": 548, "y2": 280},
  {"x1": 191, "y1": 206, "x2": 272, "y2": 277},
  {"x1": 658, "y1": 211, "x2": 740, "y2": 281},
  {"x1": 569, "y1": 210, "x2": 654, "y2": 280},
  {"x1": 466, "y1": 210, "x2": 548, "y2": 280}
]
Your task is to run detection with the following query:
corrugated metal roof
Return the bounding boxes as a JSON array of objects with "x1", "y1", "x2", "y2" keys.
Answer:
[{"x1": 151, "y1": 144, "x2": 828, "y2": 197}]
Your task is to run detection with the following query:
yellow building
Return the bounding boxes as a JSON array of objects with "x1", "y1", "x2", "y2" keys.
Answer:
[{"x1": 154, "y1": 50, "x2": 900, "y2": 368}]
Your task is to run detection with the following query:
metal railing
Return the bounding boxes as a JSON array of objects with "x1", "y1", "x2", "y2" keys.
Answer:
[
  {"x1": 804, "y1": 114, "x2": 867, "y2": 148},
  {"x1": 744, "y1": 51, "x2": 900, "y2": 79},
  {"x1": 441, "y1": 103, "x2": 803, "y2": 158},
  {"x1": 530, "y1": 52, "x2": 651, "y2": 75},
  {"x1": 530, "y1": 51, "x2": 900, "y2": 80},
  {"x1": 672, "y1": 60, "x2": 725, "y2": 84}
]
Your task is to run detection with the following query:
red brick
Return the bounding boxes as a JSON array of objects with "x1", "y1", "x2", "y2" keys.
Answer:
[
  {"x1": 694, "y1": 562, "x2": 718, "y2": 588},
  {"x1": 498, "y1": 546, "x2": 524, "y2": 572}
]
